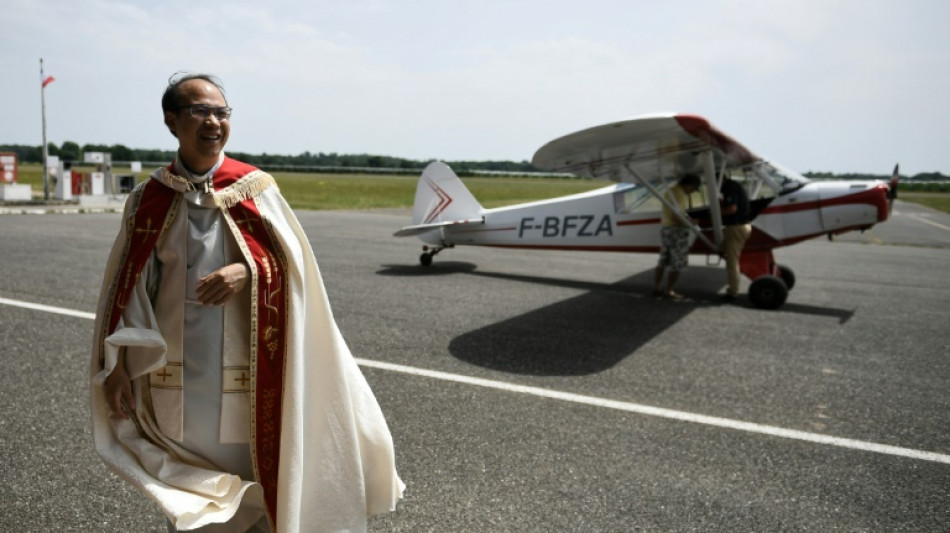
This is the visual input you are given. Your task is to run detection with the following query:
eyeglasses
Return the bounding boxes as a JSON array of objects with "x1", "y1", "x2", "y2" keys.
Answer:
[{"x1": 178, "y1": 104, "x2": 232, "y2": 120}]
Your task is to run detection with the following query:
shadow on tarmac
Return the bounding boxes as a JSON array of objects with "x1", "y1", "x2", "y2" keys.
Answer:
[{"x1": 377, "y1": 264, "x2": 855, "y2": 375}]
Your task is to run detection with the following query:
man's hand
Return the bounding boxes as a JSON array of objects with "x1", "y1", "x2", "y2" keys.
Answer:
[
  {"x1": 196, "y1": 263, "x2": 249, "y2": 306},
  {"x1": 104, "y1": 360, "x2": 134, "y2": 420}
]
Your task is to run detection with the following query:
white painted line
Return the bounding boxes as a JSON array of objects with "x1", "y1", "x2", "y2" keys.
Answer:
[
  {"x1": 0, "y1": 297, "x2": 96, "y2": 319},
  {"x1": 908, "y1": 213, "x2": 950, "y2": 232},
  {"x1": 356, "y1": 360, "x2": 950, "y2": 465},
  {"x1": 3, "y1": 295, "x2": 948, "y2": 465}
]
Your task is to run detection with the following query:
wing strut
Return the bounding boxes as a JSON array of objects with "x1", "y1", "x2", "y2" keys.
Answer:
[
  {"x1": 623, "y1": 161, "x2": 720, "y2": 253},
  {"x1": 702, "y1": 149, "x2": 725, "y2": 254}
]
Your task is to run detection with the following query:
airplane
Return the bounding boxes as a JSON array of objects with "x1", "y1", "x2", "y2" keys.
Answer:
[{"x1": 394, "y1": 113, "x2": 897, "y2": 309}]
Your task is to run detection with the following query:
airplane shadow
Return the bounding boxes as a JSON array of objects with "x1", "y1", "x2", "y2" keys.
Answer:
[
  {"x1": 377, "y1": 261, "x2": 478, "y2": 276},
  {"x1": 376, "y1": 264, "x2": 855, "y2": 376},
  {"x1": 446, "y1": 269, "x2": 720, "y2": 376}
]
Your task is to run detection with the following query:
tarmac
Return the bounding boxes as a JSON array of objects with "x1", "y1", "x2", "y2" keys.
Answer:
[
  {"x1": 0, "y1": 194, "x2": 127, "y2": 215},
  {"x1": 1, "y1": 200, "x2": 948, "y2": 531}
]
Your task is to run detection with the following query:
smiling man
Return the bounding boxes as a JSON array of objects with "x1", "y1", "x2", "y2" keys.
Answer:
[
  {"x1": 163, "y1": 75, "x2": 231, "y2": 174},
  {"x1": 90, "y1": 73, "x2": 403, "y2": 532}
]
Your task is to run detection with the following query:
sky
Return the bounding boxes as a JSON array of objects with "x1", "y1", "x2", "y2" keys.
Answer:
[{"x1": 2, "y1": 0, "x2": 948, "y2": 175}]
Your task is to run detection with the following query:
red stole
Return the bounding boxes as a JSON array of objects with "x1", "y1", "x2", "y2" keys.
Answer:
[{"x1": 102, "y1": 157, "x2": 287, "y2": 525}]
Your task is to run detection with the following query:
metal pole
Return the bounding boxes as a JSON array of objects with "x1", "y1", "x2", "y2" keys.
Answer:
[{"x1": 40, "y1": 58, "x2": 49, "y2": 200}]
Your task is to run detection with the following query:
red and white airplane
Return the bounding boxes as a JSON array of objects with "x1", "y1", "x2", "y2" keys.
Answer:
[{"x1": 395, "y1": 113, "x2": 897, "y2": 309}]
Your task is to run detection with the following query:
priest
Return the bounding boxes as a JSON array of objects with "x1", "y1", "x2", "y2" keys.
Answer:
[{"x1": 89, "y1": 73, "x2": 403, "y2": 532}]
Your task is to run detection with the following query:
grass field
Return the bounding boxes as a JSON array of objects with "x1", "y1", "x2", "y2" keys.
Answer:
[
  {"x1": 10, "y1": 163, "x2": 611, "y2": 210},
  {"x1": 8, "y1": 163, "x2": 950, "y2": 214},
  {"x1": 897, "y1": 192, "x2": 950, "y2": 214}
]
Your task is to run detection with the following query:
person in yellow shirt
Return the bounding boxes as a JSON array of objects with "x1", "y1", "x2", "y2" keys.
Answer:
[{"x1": 653, "y1": 174, "x2": 701, "y2": 299}]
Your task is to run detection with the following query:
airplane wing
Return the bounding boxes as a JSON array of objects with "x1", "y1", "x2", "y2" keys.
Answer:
[
  {"x1": 531, "y1": 113, "x2": 760, "y2": 183},
  {"x1": 532, "y1": 113, "x2": 765, "y2": 254},
  {"x1": 393, "y1": 217, "x2": 485, "y2": 237}
]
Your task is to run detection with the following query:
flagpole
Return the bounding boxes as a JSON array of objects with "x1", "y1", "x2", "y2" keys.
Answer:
[{"x1": 40, "y1": 58, "x2": 49, "y2": 200}]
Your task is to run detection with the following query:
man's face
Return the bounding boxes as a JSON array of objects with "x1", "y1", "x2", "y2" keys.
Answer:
[{"x1": 164, "y1": 79, "x2": 230, "y2": 173}]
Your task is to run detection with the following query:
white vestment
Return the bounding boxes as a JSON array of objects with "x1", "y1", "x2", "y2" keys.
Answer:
[{"x1": 90, "y1": 158, "x2": 404, "y2": 532}]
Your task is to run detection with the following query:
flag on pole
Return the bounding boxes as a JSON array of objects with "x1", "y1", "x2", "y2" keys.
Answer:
[{"x1": 42, "y1": 75, "x2": 55, "y2": 88}]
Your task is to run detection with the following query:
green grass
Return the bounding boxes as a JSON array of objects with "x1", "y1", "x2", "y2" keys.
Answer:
[
  {"x1": 272, "y1": 172, "x2": 610, "y2": 210},
  {"x1": 11, "y1": 162, "x2": 609, "y2": 210},
  {"x1": 898, "y1": 192, "x2": 950, "y2": 214},
  {"x1": 11, "y1": 163, "x2": 950, "y2": 214}
]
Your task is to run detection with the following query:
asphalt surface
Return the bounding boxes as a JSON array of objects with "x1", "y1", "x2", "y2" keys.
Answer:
[{"x1": 0, "y1": 200, "x2": 948, "y2": 532}]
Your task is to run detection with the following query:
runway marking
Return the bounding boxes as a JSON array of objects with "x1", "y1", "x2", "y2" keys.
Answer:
[
  {"x1": 357, "y1": 359, "x2": 950, "y2": 465},
  {"x1": 4, "y1": 295, "x2": 949, "y2": 466},
  {"x1": 0, "y1": 297, "x2": 96, "y2": 319},
  {"x1": 908, "y1": 213, "x2": 950, "y2": 232}
]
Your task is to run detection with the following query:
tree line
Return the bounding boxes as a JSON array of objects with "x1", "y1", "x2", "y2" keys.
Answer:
[
  {"x1": 0, "y1": 142, "x2": 539, "y2": 174},
  {"x1": 1, "y1": 141, "x2": 946, "y2": 181}
]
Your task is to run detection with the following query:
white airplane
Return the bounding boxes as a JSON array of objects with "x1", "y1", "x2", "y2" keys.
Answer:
[{"x1": 395, "y1": 113, "x2": 896, "y2": 309}]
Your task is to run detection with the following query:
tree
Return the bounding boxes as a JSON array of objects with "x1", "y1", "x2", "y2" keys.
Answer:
[
  {"x1": 110, "y1": 144, "x2": 133, "y2": 161},
  {"x1": 60, "y1": 141, "x2": 81, "y2": 162}
]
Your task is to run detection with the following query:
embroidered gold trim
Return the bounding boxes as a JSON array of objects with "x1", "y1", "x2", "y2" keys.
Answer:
[
  {"x1": 213, "y1": 171, "x2": 277, "y2": 209},
  {"x1": 99, "y1": 184, "x2": 146, "y2": 364},
  {"x1": 149, "y1": 362, "x2": 183, "y2": 389},
  {"x1": 219, "y1": 198, "x2": 262, "y2": 488},
  {"x1": 223, "y1": 366, "x2": 252, "y2": 393},
  {"x1": 158, "y1": 168, "x2": 197, "y2": 193},
  {"x1": 257, "y1": 193, "x2": 290, "y2": 533},
  {"x1": 132, "y1": 375, "x2": 179, "y2": 456}
]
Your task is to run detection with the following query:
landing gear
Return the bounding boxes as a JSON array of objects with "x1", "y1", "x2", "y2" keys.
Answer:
[
  {"x1": 739, "y1": 251, "x2": 797, "y2": 309},
  {"x1": 777, "y1": 264, "x2": 796, "y2": 291},
  {"x1": 748, "y1": 275, "x2": 788, "y2": 310}
]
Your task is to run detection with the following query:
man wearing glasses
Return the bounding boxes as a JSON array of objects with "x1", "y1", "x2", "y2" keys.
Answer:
[{"x1": 90, "y1": 73, "x2": 403, "y2": 532}]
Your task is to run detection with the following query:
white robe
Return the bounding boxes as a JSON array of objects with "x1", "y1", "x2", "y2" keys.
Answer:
[{"x1": 90, "y1": 164, "x2": 404, "y2": 532}]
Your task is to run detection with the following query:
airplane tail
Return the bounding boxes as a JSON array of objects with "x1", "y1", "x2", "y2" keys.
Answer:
[
  {"x1": 394, "y1": 162, "x2": 485, "y2": 237},
  {"x1": 411, "y1": 161, "x2": 483, "y2": 225}
]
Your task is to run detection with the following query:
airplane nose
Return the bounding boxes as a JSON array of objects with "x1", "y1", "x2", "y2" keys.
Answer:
[{"x1": 874, "y1": 183, "x2": 891, "y2": 222}]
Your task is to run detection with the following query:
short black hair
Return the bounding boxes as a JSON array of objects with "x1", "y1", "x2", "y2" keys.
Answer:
[
  {"x1": 161, "y1": 72, "x2": 227, "y2": 114},
  {"x1": 679, "y1": 173, "x2": 702, "y2": 189}
]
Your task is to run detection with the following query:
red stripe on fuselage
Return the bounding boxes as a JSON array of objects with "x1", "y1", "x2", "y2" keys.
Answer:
[{"x1": 617, "y1": 217, "x2": 661, "y2": 226}]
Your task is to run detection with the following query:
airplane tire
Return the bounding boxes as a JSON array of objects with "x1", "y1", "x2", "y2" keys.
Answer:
[
  {"x1": 749, "y1": 275, "x2": 788, "y2": 310},
  {"x1": 420, "y1": 253, "x2": 433, "y2": 266},
  {"x1": 777, "y1": 265, "x2": 796, "y2": 291}
]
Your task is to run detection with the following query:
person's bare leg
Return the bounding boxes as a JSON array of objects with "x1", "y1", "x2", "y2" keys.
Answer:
[
  {"x1": 666, "y1": 271, "x2": 682, "y2": 298},
  {"x1": 654, "y1": 266, "x2": 665, "y2": 294}
]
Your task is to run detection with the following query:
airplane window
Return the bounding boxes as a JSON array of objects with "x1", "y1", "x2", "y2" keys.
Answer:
[
  {"x1": 613, "y1": 179, "x2": 708, "y2": 214},
  {"x1": 613, "y1": 184, "x2": 655, "y2": 214},
  {"x1": 756, "y1": 161, "x2": 810, "y2": 194}
]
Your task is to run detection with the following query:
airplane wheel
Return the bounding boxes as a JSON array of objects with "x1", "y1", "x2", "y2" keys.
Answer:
[
  {"x1": 749, "y1": 275, "x2": 788, "y2": 310},
  {"x1": 419, "y1": 253, "x2": 433, "y2": 267},
  {"x1": 777, "y1": 265, "x2": 796, "y2": 291}
]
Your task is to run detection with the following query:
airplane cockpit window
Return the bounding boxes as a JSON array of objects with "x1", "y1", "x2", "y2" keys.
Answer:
[
  {"x1": 613, "y1": 180, "x2": 709, "y2": 215},
  {"x1": 755, "y1": 161, "x2": 810, "y2": 194},
  {"x1": 613, "y1": 184, "x2": 656, "y2": 214},
  {"x1": 729, "y1": 161, "x2": 809, "y2": 200}
]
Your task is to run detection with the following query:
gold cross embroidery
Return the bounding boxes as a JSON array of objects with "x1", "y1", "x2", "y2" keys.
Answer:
[
  {"x1": 156, "y1": 368, "x2": 173, "y2": 382},
  {"x1": 234, "y1": 372, "x2": 251, "y2": 388},
  {"x1": 134, "y1": 217, "x2": 160, "y2": 241},
  {"x1": 235, "y1": 214, "x2": 256, "y2": 233},
  {"x1": 114, "y1": 263, "x2": 135, "y2": 310}
]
